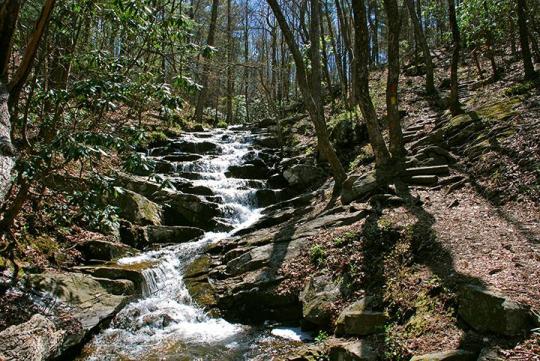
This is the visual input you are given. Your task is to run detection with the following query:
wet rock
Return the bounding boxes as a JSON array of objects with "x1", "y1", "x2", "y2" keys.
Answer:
[
  {"x1": 163, "y1": 193, "x2": 220, "y2": 230},
  {"x1": 334, "y1": 297, "x2": 386, "y2": 336},
  {"x1": 154, "y1": 160, "x2": 176, "y2": 173},
  {"x1": 81, "y1": 265, "x2": 149, "y2": 293},
  {"x1": 162, "y1": 153, "x2": 203, "y2": 162},
  {"x1": 254, "y1": 189, "x2": 291, "y2": 208},
  {"x1": 341, "y1": 172, "x2": 380, "y2": 204},
  {"x1": 226, "y1": 164, "x2": 270, "y2": 180},
  {"x1": 327, "y1": 339, "x2": 377, "y2": 361},
  {"x1": 268, "y1": 173, "x2": 289, "y2": 189},
  {"x1": 93, "y1": 277, "x2": 136, "y2": 296},
  {"x1": 116, "y1": 189, "x2": 162, "y2": 225},
  {"x1": 300, "y1": 275, "x2": 340, "y2": 327},
  {"x1": 77, "y1": 239, "x2": 136, "y2": 262},
  {"x1": 283, "y1": 164, "x2": 326, "y2": 188},
  {"x1": 410, "y1": 350, "x2": 477, "y2": 361},
  {"x1": 146, "y1": 225, "x2": 205, "y2": 244},
  {"x1": 27, "y1": 272, "x2": 130, "y2": 351},
  {"x1": 0, "y1": 314, "x2": 64, "y2": 361},
  {"x1": 170, "y1": 140, "x2": 218, "y2": 154},
  {"x1": 458, "y1": 284, "x2": 535, "y2": 336},
  {"x1": 253, "y1": 135, "x2": 281, "y2": 148},
  {"x1": 185, "y1": 256, "x2": 212, "y2": 278}
]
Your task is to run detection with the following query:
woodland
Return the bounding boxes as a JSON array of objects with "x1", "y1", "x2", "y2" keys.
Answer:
[{"x1": 0, "y1": 0, "x2": 539, "y2": 360}]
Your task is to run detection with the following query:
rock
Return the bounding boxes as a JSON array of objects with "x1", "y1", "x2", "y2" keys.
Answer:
[
  {"x1": 299, "y1": 275, "x2": 340, "y2": 326},
  {"x1": 170, "y1": 140, "x2": 218, "y2": 154},
  {"x1": 410, "y1": 350, "x2": 477, "y2": 361},
  {"x1": 163, "y1": 193, "x2": 220, "y2": 230},
  {"x1": 226, "y1": 164, "x2": 270, "y2": 179},
  {"x1": 255, "y1": 189, "x2": 291, "y2": 208},
  {"x1": 334, "y1": 297, "x2": 386, "y2": 336},
  {"x1": 253, "y1": 135, "x2": 281, "y2": 148},
  {"x1": 85, "y1": 265, "x2": 148, "y2": 294},
  {"x1": 330, "y1": 116, "x2": 368, "y2": 148},
  {"x1": 27, "y1": 272, "x2": 130, "y2": 351},
  {"x1": 283, "y1": 164, "x2": 326, "y2": 188},
  {"x1": 268, "y1": 173, "x2": 289, "y2": 189},
  {"x1": 77, "y1": 239, "x2": 135, "y2": 262},
  {"x1": 116, "y1": 173, "x2": 164, "y2": 201},
  {"x1": 0, "y1": 314, "x2": 64, "y2": 361},
  {"x1": 146, "y1": 225, "x2": 205, "y2": 244},
  {"x1": 154, "y1": 160, "x2": 176, "y2": 173},
  {"x1": 341, "y1": 172, "x2": 380, "y2": 204},
  {"x1": 117, "y1": 189, "x2": 162, "y2": 225},
  {"x1": 328, "y1": 339, "x2": 377, "y2": 361},
  {"x1": 457, "y1": 284, "x2": 535, "y2": 336}
]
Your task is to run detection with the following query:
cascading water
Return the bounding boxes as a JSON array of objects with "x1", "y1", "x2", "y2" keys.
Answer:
[{"x1": 79, "y1": 127, "x2": 310, "y2": 360}]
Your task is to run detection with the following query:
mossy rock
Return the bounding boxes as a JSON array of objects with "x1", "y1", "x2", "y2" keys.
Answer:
[
  {"x1": 117, "y1": 189, "x2": 162, "y2": 226},
  {"x1": 184, "y1": 256, "x2": 212, "y2": 279},
  {"x1": 185, "y1": 279, "x2": 217, "y2": 308}
]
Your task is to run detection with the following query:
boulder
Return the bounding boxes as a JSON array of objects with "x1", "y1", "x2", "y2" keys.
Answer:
[
  {"x1": 283, "y1": 164, "x2": 326, "y2": 188},
  {"x1": 146, "y1": 225, "x2": 205, "y2": 244},
  {"x1": 330, "y1": 117, "x2": 368, "y2": 148},
  {"x1": 117, "y1": 189, "x2": 161, "y2": 225},
  {"x1": 0, "y1": 314, "x2": 64, "y2": 361},
  {"x1": 457, "y1": 284, "x2": 535, "y2": 336},
  {"x1": 253, "y1": 135, "x2": 281, "y2": 148},
  {"x1": 154, "y1": 160, "x2": 176, "y2": 174},
  {"x1": 163, "y1": 193, "x2": 220, "y2": 230},
  {"x1": 299, "y1": 275, "x2": 341, "y2": 327},
  {"x1": 410, "y1": 350, "x2": 477, "y2": 361},
  {"x1": 226, "y1": 164, "x2": 270, "y2": 179},
  {"x1": 341, "y1": 172, "x2": 380, "y2": 204},
  {"x1": 27, "y1": 272, "x2": 130, "y2": 351},
  {"x1": 328, "y1": 339, "x2": 377, "y2": 361},
  {"x1": 116, "y1": 173, "x2": 164, "y2": 201},
  {"x1": 334, "y1": 297, "x2": 386, "y2": 336},
  {"x1": 77, "y1": 239, "x2": 135, "y2": 262}
]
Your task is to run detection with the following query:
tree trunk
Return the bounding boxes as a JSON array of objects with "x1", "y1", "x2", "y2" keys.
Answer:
[
  {"x1": 194, "y1": 0, "x2": 220, "y2": 123},
  {"x1": 448, "y1": 0, "x2": 463, "y2": 115},
  {"x1": 266, "y1": 0, "x2": 346, "y2": 185},
  {"x1": 516, "y1": 0, "x2": 536, "y2": 80},
  {"x1": 351, "y1": 0, "x2": 390, "y2": 170},
  {"x1": 226, "y1": 0, "x2": 234, "y2": 123},
  {"x1": 383, "y1": 0, "x2": 405, "y2": 166},
  {"x1": 405, "y1": 0, "x2": 436, "y2": 94}
]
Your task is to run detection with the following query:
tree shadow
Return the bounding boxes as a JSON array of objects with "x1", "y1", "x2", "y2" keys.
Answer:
[{"x1": 358, "y1": 185, "x2": 525, "y2": 358}]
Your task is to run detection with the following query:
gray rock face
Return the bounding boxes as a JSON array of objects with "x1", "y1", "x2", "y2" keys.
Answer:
[
  {"x1": 0, "y1": 314, "x2": 64, "y2": 361},
  {"x1": 299, "y1": 275, "x2": 341, "y2": 326},
  {"x1": 410, "y1": 350, "x2": 477, "y2": 361},
  {"x1": 334, "y1": 297, "x2": 386, "y2": 336},
  {"x1": 117, "y1": 189, "x2": 162, "y2": 225},
  {"x1": 170, "y1": 140, "x2": 218, "y2": 154},
  {"x1": 77, "y1": 239, "x2": 135, "y2": 262},
  {"x1": 328, "y1": 339, "x2": 377, "y2": 361},
  {"x1": 341, "y1": 172, "x2": 380, "y2": 204},
  {"x1": 458, "y1": 284, "x2": 535, "y2": 336},
  {"x1": 283, "y1": 164, "x2": 326, "y2": 188}
]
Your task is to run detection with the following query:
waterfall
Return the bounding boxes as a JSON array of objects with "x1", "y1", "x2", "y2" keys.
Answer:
[{"x1": 81, "y1": 128, "x2": 269, "y2": 360}]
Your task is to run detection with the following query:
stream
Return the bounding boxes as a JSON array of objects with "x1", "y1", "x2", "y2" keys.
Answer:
[{"x1": 79, "y1": 127, "x2": 311, "y2": 360}]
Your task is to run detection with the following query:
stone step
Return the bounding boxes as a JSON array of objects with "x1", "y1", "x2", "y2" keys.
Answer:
[
  {"x1": 405, "y1": 165, "x2": 450, "y2": 177},
  {"x1": 406, "y1": 175, "x2": 439, "y2": 186},
  {"x1": 170, "y1": 140, "x2": 219, "y2": 154},
  {"x1": 162, "y1": 153, "x2": 203, "y2": 162}
]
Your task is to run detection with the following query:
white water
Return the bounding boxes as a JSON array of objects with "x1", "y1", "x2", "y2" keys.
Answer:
[{"x1": 81, "y1": 128, "x2": 306, "y2": 360}]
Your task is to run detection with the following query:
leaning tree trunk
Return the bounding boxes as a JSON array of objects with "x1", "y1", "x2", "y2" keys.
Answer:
[
  {"x1": 351, "y1": 0, "x2": 390, "y2": 170},
  {"x1": 0, "y1": 83, "x2": 15, "y2": 201},
  {"x1": 448, "y1": 0, "x2": 463, "y2": 115},
  {"x1": 405, "y1": 0, "x2": 435, "y2": 94},
  {"x1": 517, "y1": 0, "x2": 536, "y2": 80},
  {"x1": 384, "y1": 0, "x2": 405, "y2": 166}
]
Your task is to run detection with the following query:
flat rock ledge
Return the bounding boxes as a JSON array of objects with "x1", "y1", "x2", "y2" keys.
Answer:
[{"x1": 0, "y1": 271, "x2": 135, "y2": 360}]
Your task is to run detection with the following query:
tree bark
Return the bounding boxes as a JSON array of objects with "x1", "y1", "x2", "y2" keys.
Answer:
[
  {"x1": 517, "y1": 0, "x2": 537, "y2": 80},
  {"x1": 405, "y1": 0, "x2": 435, "y2": 94},
  {"x1": 226, "y1": 0, "x2": 234, "y2": 123}
]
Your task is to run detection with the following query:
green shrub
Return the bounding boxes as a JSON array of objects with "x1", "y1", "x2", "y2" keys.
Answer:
[{"x1": 310, "y1": 244, "x2": 327, "y2": 266}]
